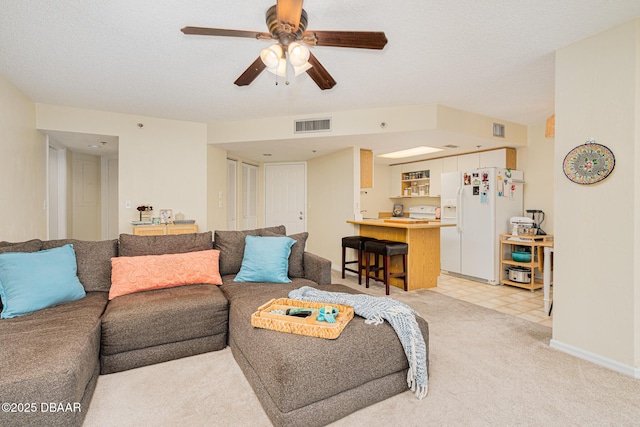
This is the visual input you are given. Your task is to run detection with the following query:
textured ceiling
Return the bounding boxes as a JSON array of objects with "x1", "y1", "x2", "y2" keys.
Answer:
[{"x1": 2, "y1": 1, "x2": 640, "y2": 160}]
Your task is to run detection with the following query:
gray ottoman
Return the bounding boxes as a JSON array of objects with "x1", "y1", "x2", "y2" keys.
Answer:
[{"x1": 221, "y1": 281, "x2": 429, "y2": 427}]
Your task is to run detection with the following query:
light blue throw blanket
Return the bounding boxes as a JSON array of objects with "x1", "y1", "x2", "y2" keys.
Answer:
[{"x1": 288, "y1": 286, "x2": 428, "y2": 399}]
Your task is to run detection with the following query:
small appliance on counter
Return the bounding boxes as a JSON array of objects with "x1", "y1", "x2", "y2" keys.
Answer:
[
  {"x1": 408, "y1": 205, "x2": 438, "y2": 220},
  {"x1": 509, "y1": 216, "x2": 535, "y2": 238},
  {"x1": 526, "y1": 209, "x2": 547, "y2": 235},
  {"x1": 508, "y1": 266, "x2": 532, "y2": 283}
]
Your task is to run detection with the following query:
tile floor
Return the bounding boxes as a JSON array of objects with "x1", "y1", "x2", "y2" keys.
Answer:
[{"x1": 430, "y1": 273, "x2": 553, "y2": 327}]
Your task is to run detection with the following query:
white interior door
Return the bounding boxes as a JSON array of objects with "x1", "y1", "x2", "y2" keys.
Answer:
[
  {"x1": 242, "y1": 162, "x2": 258, "y2": 230},
  {"x1": 264, "y1": 163, "x2": 306, "y2": 234},
  {"x1": 227, "y1": 159, "x2": 237, "y2": 230},
  {"x1": 48, "y1": 146, "x2": 59, "y2": 239}
]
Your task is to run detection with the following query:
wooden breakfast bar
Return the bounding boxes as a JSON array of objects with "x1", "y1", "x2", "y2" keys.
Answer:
[{"x1": 346, "y1": 219, "x2": 455, "y2": 291}]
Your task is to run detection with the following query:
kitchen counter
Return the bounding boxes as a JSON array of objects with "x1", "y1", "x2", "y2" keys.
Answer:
[
  {"x1": 347, "y1": 218, "x2": 454, "y2": 229},
  {"x1": 346, "y1": 219, "x2": 455, "y2": 290}
]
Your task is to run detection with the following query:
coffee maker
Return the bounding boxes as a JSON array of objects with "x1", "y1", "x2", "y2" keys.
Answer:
[{"x1": 526, "y1": 209, "x2": 546, "y2": 235}]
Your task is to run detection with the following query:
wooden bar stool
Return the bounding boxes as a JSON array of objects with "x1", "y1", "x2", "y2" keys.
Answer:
[
  {"x1": 341, "y1": 236, "x2": 378, "y2": 285},
  {"x1": 364, "y1": 240, "x2": 408, "y2": 295}
]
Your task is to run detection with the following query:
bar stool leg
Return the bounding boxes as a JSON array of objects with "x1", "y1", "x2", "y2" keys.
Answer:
[
  {"x1": 357, "y1": 248, "x2": 363, "y2": 285},
  {"x1": 384, "y1": 255, "x2": 391, "y2": 295},
  {"x1": 402, "y1": 254, "x2": 408, "y2": 291},
  {"x1": 365, "y1": 250, "x2": 371, "y2": 288},
  {"x1": 341, "y1": 246, "x2": 347, "y2": 279}
]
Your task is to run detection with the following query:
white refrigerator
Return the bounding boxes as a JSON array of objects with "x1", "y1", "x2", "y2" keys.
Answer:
[{"x1": 440, "y1": 168, "x2": 524, "y2": 284}]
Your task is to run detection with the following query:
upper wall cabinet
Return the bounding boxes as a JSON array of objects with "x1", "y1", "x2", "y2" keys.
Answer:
[
  {"x1": 424, "y1": 159, "x2": 442, "y2": 197},
  {"x1": 442, "y1": 156, "x2": 458, "y2": 173},
  {"x1": 479, "y1": 148, "x2": 516, "y2": 169},
  {"x1": 360, "y1": 149, "x2": 374, "y2": 188},
  {"x1": 389, "y1": 164, "x2": 402, "y2": 197},
  {"x1": 457, "y1": 148, "x2": 517, "y2": 171}
]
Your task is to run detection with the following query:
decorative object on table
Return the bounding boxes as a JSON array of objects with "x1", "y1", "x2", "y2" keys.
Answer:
[
  {"x1": 392, "y1": 204, "x2": 404, "y2": 217},
  {"x1": 251, "y1": 298, "x2": 354, "y2": 339},
  {"x1": 131, "y1": 220, "x2": 153, "y2": 226},
  {"x1": 136, "y1": 205, "x2": 153, "y2": 222},
  {"x1": 159, "y1": 209, "x2": 173, "y2": 224},
  {"x1": 316, "y1": 306, "x2": 338, "y2": 323},
  {"x1": 563, "y1": 139, "x2": 615, "y2": 185},
  {"x1": 511, "y1": 250, "x2": 532, "y2": 262},
  {"x1": 152, "y1": 217, "x2": 160, "y2": 225}
]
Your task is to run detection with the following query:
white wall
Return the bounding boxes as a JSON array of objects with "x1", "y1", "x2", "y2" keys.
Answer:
[
  {"x1": 36, "y1": 104, "x2": 208, "y2": 234},
  {"x1": 360, "y1": 162, "x2": 392, "y2": 217},
  {"x1": 518, "y1": 124, "x2": 555, "y2": 233},
  {"x1": 307, "y1": 148, "x2": 358, "y2": 266},
  {"x1": 206, "y1": 145, "x2": 228, "y2": 233},
  {"x1": 0, "y1": 74, "x2": 46, "y2": 241},
  {"x1": 553, "y1": 18, "x2": 639, "y2": 372}
]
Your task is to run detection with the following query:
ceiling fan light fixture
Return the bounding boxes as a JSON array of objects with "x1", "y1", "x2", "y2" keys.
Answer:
[
  {"x1": 293, "y1": 61, "x2": 313, "y2": 76},
  {"x1": 260, "y1": 44, "x2": 283, "y2": 69},
  {"x1": 265, "y1": 56, "x2": 287, "y2": 78},
  {"x1": 288, "y1": 42, "x2": 310, "y2": 67}
]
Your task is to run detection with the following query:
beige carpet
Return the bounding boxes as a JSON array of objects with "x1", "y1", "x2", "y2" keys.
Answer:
[{"x1": 84, "y1": 274, "x2": 640, "y2": 426}]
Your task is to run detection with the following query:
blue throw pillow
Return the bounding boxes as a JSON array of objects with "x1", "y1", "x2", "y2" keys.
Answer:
[
  {"x1": 0, "y1": 244, "x2": 86, "y2": 319},
  {"x1": 234, "y1": 236, "x2": 296, "y2": 283}
]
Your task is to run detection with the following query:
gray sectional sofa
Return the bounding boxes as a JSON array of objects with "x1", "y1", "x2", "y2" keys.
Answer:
[{"x1": 0, "y1": 226, "x2": 428, "y2": 427}]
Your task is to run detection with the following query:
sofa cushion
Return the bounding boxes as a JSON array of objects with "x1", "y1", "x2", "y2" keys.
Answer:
[
  {"x1": 0, "y1": 245, "x2": 86, "y2": 319},
  {"x1": 263, "y1": 231, "x2": 308, "y2": 278},
  {"x1": 214, "y1": 226, "x2": 286, "y2": 276},
  {"x1": 118, "y1": 231, "x2": 213, "y2": 257},
  {"x1": 42, "y1": 239, "x2": 118, "y2": 292},
  {"x1": 101, "y1": 284, "x2": 229, "y2": 357},
  {"x1": 234, "y1": 236, "x2": 295, "y2": 283},
  {"x1": 109, "y1": 250, "x2": 223, "y2": 299},
  {"x1": 0, "y1": 239, "x2": 43, "y2": 253},
  {"x1": 0, "y1": 292, "x2": 107, "y2": 426},
  {"x1": 0, "y1": 240, "x2": 43, "y2": 311}
]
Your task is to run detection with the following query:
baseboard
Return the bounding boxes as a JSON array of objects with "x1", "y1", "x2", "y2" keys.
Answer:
[{"x1": 550, "y1": 339, "x2": 640, "y2": 379}]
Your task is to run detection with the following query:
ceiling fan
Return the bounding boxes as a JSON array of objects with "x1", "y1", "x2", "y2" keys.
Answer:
[{"x1": 181, "y1": 0, "x2": 388, "y2": 90}]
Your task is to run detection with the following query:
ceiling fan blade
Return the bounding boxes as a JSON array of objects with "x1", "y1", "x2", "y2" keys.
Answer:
[
  {"x1": 302, "y1": 31, "x2": 388, "y2": 50},
  {"x1": 306, "y1": 52, "x2": 336, "y2": 90},
  {"x1": 181, "y1": 26, "x2": 272, "y2": 41},
  {"x1": 234, "y1": 57, "x2": 267, "y2": 87},
  {"x1": 276, "y1": 0, "x2": 304, "y2": 32}
]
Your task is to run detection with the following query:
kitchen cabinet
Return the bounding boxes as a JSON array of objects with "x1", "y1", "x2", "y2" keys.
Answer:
[
  {"x1": 442, "y1": 156, "x2": 458, "y2": 173},
  {"x1": 388, "y1": 164, "x2": 403, "y2": 197},
  {"x1": 457, "y1": 153, "x2": 481, "y2": 171},
  {"x1": 132, "y1": 223, "x2": 198, "y2": 236},
  {"x1": 499, "y1": 233, "x2": 553, "y2": 291},
  {"x1": 424, "y1": 159, "x2": 442, "y2": 197},
  {"x1": 360, "y1": 149, "x2": 374, "y2": 188},
  {"x1": 450, "y1": 148, "x2": 517, "y2": 171},
  {"x1": 480, "y1": 148, "x2": 517, "y2": 169}
]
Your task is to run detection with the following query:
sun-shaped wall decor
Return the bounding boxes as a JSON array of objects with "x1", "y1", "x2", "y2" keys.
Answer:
[{"x1": 562, "y1": 140, "x2": 615, "y2": 185}]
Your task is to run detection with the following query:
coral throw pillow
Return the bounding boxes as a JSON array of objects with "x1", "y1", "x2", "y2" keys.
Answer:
[{"x1": 110, "y1": 250, "x2": 222, "y2": 300}]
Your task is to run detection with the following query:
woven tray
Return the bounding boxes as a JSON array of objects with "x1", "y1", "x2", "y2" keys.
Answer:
[{"x1": 251, "y1": 298, "x2": 354, "y2": 339}]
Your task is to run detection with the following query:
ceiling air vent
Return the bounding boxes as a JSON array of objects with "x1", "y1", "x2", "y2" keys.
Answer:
[
  {"x1": 493, "y1": 123, "x2": 505, "y2": 138},
  {"x1": 294, "y1": 118, "x2": 332, "y2": 134}
]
